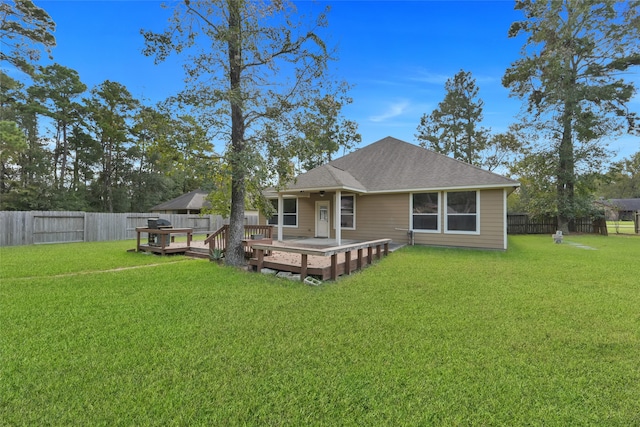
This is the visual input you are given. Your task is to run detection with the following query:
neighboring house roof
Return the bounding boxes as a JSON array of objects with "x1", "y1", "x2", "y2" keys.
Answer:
[
  {"x1": 598, "y1": 198, "x2": 640, "y2": 211},
  {"x1": 150, "y1": 189, "x2": 211, "y2": 211},
  {"x1": 282, "y1": 136, "x2": 519, "y2": 194}
]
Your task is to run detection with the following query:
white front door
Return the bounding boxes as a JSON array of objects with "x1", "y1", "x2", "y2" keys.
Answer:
[{"x1": 315, "y1": 201, "x2": 330, "y2": 238}]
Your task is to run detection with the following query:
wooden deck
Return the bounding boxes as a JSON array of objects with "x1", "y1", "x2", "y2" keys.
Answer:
[
  {"x1": 135, "y1": 227, "x2": 194, "y2": 255},
  {"x1": 134, "y1": 225, "x2": 272, "y2": 259},
  {"x1": 249, "y1": 239, "x2": 393, "y2": 281},
  {"x1": 133, "y1": 226, "x2": 397, "y2": 281}
]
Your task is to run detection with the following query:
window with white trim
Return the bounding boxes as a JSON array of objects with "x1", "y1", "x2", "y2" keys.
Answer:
[
  {"x1": 340, "y1": 194, "x2": 355, "y2": 229},
  {"x1": 412, "y1": 192, "x2": 439, "y2": 231},
  {"x1": 267, "y1": 198, "x2": 298, "y2": 227},
  {"x1": 445, "y1": 191, "x2": 478, "y2": 233}
]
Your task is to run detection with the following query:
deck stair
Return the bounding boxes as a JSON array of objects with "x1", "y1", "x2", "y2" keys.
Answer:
[
  {"x1": 204, "y1": 224, "x2": 274, "y2": 258},
  {"x1": 185, "y1": 247, "x2": 209, "y2": 259}
]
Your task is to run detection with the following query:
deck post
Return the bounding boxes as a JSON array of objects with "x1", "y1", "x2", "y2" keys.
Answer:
[
  {"x1": 136, "y1": 229, "x2": 141, "y2": 252},
  {"x1": 301, "y1": 253, "x2": 308, "y2": 281},
  {"x1": 384, "y1": 242, "x2": 389, "y2": 256},
  {"x1": 367, "y1": 246, "x2": 373, "y2": 264},
  {"x1": 344, "y1": 251, "x2": 351, "y2": 275},
  {"x1": 376, "y1": 244, "x2": 382, "y2": 260},
  {"x1": 357, "y1": 248, "x2": 363, "y2": 270},
  {"x1": 256, "y1": 249, "x2": 264, "y2": 272},
  {"x1": 160, "y1": 233, "x2": 167, "y2": 254},
  {"x1": 277, "y1": 195, "x2": 283, "y2": 242},
  {"x1": 335, "y1": 190, "x2": 342, "y2": 246},
  {"x1": 331, "y1": 253, "x2": 338, "y2": 280}
]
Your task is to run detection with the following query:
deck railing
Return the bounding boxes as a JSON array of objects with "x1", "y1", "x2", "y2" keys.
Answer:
[
  {"x1": 205, "y1": 224, "x2": 274, "y2": 255},
  {"x1": 250, "y1": 238, "x2": 391, "y2": 281}
]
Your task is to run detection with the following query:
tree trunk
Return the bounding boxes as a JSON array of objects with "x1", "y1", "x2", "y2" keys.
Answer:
[
  {"x1": 59, "y1": 121, "x2": 68, "y2": 189},
  {"x1": 556, "y1": 108, "x2": 575, "y2": 234},
  {"x1": 103, "y1": 137, "x2": 113, "y2": 213},
  {"x1": 224, "y1": 0, "x2": 246, "y2": 267}
]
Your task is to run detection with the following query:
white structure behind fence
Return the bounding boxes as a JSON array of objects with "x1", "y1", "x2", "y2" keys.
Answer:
[{"x1": 0, "y1": 211, "x2": 258, "y2": 247}]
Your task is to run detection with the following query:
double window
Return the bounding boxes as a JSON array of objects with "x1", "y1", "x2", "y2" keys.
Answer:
[
  {"x1": 267, "y1": 198, "x2": 298, "y2": 227},
  {"x1": 412, "y1": 190, "x2": 479, "y2": 233}
]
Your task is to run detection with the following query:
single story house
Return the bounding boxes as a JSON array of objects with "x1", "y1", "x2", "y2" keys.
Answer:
[
  {"x1": 260, "y1": 136, "x2": 520, "y2": 250},
  {"x1": 151, "y1": 189, "x2": 260, "y2": 218},
  {"x1": 596, "y1": 198, "x2": 640, "y2": 221},
  {"x1": 151, "y1": 189, "x2": 211, "y2": 214}
]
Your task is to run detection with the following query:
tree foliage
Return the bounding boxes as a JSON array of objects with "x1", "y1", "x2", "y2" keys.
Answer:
[
  {"x1": 291, "y1": 92, "x2": 361, "y2": 171},
  {"x1": 416, "y1": 70, "x2": 489, "y2": 165},
  {"x1": 142, "y1": 0, "x2": 355, "y2": 266},
  {"x1": 28, "y1": 64, "x2": 87, "y2": 189},
  {"x1": 0, "y1": 73, "x2": 27, "y2": 177},
  {"x1": 598, "y1": 151, "x2": 640, "y2": 199},
  {"x1": 503, "y1": 0, "x2": 640, "y2": 232},
  {"x1": 416, "y1": 70, "x2": 524, "y2": 172},
  {"x1": 0, "y1": 0, "x2": 56, "y2": 75}
]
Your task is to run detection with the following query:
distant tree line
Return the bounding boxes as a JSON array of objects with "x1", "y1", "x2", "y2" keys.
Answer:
[
  {"x1": 1, "y1": 65, "x2": 220, "y2": 212},
  {"x1": 1, "y1": 0, "x2": 360, "y2": 223}
]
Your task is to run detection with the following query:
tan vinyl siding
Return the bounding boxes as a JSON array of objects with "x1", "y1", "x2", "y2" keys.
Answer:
[
  {"x1": 341, "y1": 193, "x2": 409, "y2": 243},
  {"x1": 258, "y1": 195, "x2": 323, "y2": 238},
  {"x1": 295, "y1": 196, "x2": 317, "y2": 237}
]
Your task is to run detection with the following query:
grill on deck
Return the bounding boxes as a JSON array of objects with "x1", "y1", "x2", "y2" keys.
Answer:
[{"x1": 147, "y1": 218, "x2": 173, "y2": 246}]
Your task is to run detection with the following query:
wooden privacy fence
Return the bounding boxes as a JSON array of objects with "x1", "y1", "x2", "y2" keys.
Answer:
[
  {"x1": 0, "y1": 211, "x2": 258, "y2": 247},
  {"x1": 507, "y1": 214, "x2": 608, "y2": 236}
]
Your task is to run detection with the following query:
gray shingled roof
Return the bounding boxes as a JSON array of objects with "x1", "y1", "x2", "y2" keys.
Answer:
[
  {"x1": 601, "y1": 198, "x2": 640, "y2": 211},
  {"x1": 283, "y1": 136, "x2": 519, "y2": 193},
  {"x1": 150, "y1": 189, "x2": 211, "y2": 211}
]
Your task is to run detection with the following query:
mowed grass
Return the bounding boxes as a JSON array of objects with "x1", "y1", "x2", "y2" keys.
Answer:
[
  {"x1": 0, "y1": 240, "x2": 190, "y2": 279},
  {"x1": 607, "y1": 220, "x2": 637, "y2": 235},
  {"x1": 1, "y1": 235, "x2": 639, "y2": 425}
]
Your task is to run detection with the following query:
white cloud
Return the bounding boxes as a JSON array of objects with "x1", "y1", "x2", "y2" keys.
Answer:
[
  {"x1": 369, "y1": 100, "x2": 410, "y2": 122},
  {"x1": 409, "y1": 70, "x2": 450, "y2": 85},
  {"x1": 408, "y1": 67, "x2": 499, "y2": 86}
]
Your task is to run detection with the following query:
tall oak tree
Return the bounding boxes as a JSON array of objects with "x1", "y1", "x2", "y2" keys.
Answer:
[
  {"x1": 142, "y1": 0, "x2": 348, "y2": 266},
  {"x1": 503, "y1": 0, "x2": 640, "y2": 232}
]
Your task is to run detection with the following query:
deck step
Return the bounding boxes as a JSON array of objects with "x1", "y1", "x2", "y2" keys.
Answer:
[{"x1": 185, "y1": 250, "x2": 209, "y2": 259}]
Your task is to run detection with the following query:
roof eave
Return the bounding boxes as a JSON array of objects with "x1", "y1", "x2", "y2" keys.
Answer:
[
  {"x1": 270, "y1": 182, "x2": 519, "y2": 196},
  {"x1": 275, "y1": 185, "x2": 367, "y2": 195},
  {"x1": 363, "y1": 182, "x2": 520, "y2": 195}
]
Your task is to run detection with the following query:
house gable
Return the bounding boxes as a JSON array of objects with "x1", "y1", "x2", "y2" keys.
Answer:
[{"x1": 281, "y1": 136, "x2": 518, "y2": 194}]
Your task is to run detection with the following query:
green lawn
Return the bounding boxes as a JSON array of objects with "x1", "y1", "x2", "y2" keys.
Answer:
[
  {"x1": 607, "y1": 220, "x2": 637, "y2": 235},
  {"x1": 1, "y1": 235, "x2": 639, "y2": 425}
]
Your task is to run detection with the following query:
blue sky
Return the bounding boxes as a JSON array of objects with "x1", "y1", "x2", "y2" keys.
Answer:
[{"x1": 29, "y1": 1, "x2": 640, "y2": 160}]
